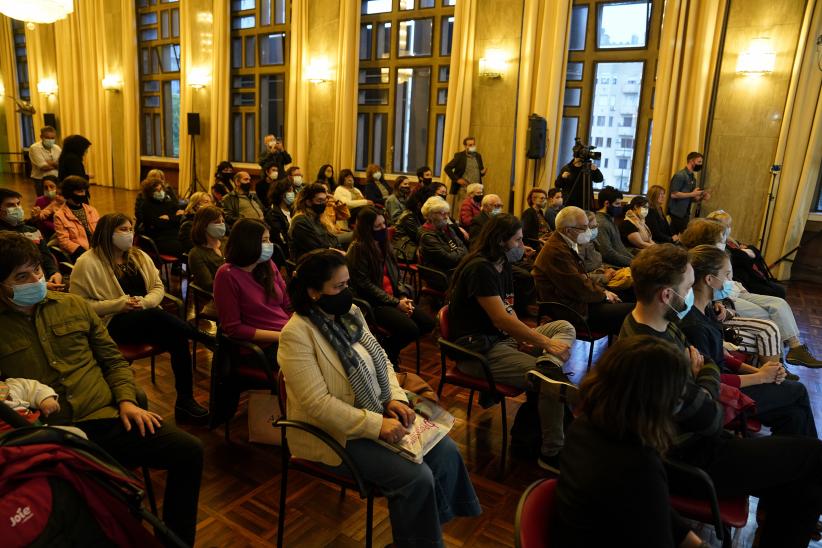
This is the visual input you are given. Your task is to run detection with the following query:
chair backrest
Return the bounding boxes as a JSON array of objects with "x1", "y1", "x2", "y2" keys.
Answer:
[
  {"x1": 277, "y1": 370, "x2": 287, "y2": 417},
  {"x1": 437, "y1": 305, "x2": 450, "y2": 340},
  {"x1": 515, "y1": 478, "x2": 558, "y2": 548}
]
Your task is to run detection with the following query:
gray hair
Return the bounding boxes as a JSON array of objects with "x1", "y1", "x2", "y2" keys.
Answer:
[
  {"x1": 466, "y1": 183, "x2": 483, "y2": 197},
  {"x1": 421, "y1": 196, "x2": 451, "y2": 218},
  {"x1": 555, "y1": 206, "x2": 587, "y2": 229},
  {"x1": 481, "y1": 194, "x2": 501, "y2": 208}
]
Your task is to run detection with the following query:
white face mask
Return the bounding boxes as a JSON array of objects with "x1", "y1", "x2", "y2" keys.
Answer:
[
  {"x1": 43, "y1": 138, "x2": 55, "y2": 149},
  {"x1": 292, "y1": 175, "x2": 303, "y2": 186},
  {"x1": 639, "y1": 207, "x2": 649, "y2": 218},
  {"x1": 576, "y1": 228, "x2": 593, "y2": 245},
  {"x1": 467, "y1": 146, "x2": 477, "y2": 153},
  {"x1": 112, "y1": 232, "x2": 134, "y2": 251},
  {"x1": 373, "y1": 171, "x2": 382, "y2": 181}
]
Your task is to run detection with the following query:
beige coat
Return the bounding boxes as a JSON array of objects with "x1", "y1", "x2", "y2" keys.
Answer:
[
  {"x1": 277, "y1": 307, "x2": 407, "y2": 466},
  {"x1": 68, "y1": 248, "x2": 165, "y2": 325}
]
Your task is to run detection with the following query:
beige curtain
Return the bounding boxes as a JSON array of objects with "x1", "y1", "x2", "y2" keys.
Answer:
[
  {"x1": 24, "y1": 23, "x2": 59, "y2": 134},
  {"x1": 207, "y1": 0, "x2": 230, "y2": 184},
  {"x1": 761, "y1": 0, "x2": 822, "y2": 279},
  {"x1": 330, "y1": 0, "x2": 360, "y2": 171},
  {"x1": 285, "y1": 0, "x2": 309, "y2": 170},
  {"x1": 53, "y1": 0, "x2": 112, "y2": 186},
  {"x1": 116, "y1": 0, "x2": 142, "y2": 190},
  {"x1": 647, "y1": 0, "x2": 727, "y2": 189},
  {"x1": 512, "y1": 0, "x2": 572, "y2": 214},
  {"x1": 440, "y1": 0, "x2": 477, "y2": 179},
  {"x1": 0, "y1": 16, "x2": 21, "y2": 161}
]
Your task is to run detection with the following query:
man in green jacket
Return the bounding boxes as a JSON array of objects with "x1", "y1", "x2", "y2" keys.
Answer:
[{"x1": 0, "y1": 232, "x2": 203, "y2": 546}]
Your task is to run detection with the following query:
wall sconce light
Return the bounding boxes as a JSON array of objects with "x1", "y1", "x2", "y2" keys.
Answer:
[
  {"x1": 102, "y1": 75, "x2": 123, "y2": 92},
  {"x1": 305, "y1": 60, "x2": 334, "y2": 84},
  {"x1": 188, "y1": 68, "x2": 211, "y2": 89},
  {"x1": 37, "y1": 78, "x2": 58, "y2": 97},
  {"x1": 736, "y1": 38, "x2": 776, "y2": 75},
  {"x1": 479, "y1": 49, "x2": 507, "y2": 79}
]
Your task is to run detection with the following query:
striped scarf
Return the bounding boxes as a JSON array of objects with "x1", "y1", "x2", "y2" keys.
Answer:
[{"x1": 305, "y1": 307, "x2": 392, "y2": 414}]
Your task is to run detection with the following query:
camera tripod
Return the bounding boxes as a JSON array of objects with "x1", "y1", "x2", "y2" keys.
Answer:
[{"x1": 566, "y1": 160, "x2": 595, "y2": 211}]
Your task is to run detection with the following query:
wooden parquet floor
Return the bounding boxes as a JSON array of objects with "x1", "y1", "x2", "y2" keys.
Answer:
[{"x1": 3, "y1": 176, "x2": 822, "y2": 547}]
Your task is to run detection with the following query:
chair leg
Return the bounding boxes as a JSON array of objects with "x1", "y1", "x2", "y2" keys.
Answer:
[
  {"x1": 415, "y1": 339, "x2": 421, "y2": 375},
  {"x1": 192, "y1": 339, "x2": 198, "y2": 371},
  {"x1": 277, "y1": 453, "x2": 289, "y2": 548},
  {"x1": 467, "y1": 389, "x2": 475, "y2": 418},
  {"x1": 365, "y1": 492, "x2": 374, "y2": 548},
  {"x1": 142, "y1": 466, "x2": 158, "y2": 515},
  {"x1": 499, "y1": 398, "x2": 508, "y2": 479},
  {"x1": 150, "y1": 355, "x2": 156, "y2": 384},
  {"x1": 587, "y1": 339, "x2": 595, "y2": 373}
]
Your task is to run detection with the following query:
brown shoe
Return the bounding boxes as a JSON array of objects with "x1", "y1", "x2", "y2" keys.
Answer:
[{"x1": 785, "y1": 345, "x2": 822, "y2": 368}]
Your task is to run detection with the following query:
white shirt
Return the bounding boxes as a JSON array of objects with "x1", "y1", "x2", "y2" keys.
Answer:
[
  {"x1": 559, "y1": 231, "x2": 579, "y2": 253},
  {"x1": 28, "y1": 141, "x2": 61, "y2": 180}
]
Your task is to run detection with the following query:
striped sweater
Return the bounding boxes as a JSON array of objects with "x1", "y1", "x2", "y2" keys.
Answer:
[{"x1": 619, "y1": 314, "x2": 724, "y2": 448}]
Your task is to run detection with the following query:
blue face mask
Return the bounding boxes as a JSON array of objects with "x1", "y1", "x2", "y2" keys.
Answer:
[
  {"x1": 284, "y1": 191, "x2": 296, "y2": 205},
  {"x1": 7, "y1": 277, "x2": 47, "y2": 307},
  {"x1": 712, "y1": 279, "x2": 735, "y2": 300},
  {"x1": 590, "y1": 227, "x2": 599, "y2": 240},
  {"x1": 257, "y1": 242, "x2": 274, "y2": 264},
  {"x1": 668, "y1": 288, "x2": 694, "y2": 320}
]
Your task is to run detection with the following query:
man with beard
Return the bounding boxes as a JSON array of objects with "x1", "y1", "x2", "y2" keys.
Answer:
[{"x1": 667, "y1": 152, "x2": 708, "y2": 235}]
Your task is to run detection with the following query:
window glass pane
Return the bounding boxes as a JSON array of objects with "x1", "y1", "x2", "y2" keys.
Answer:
[
  {"x1": 393, "y1": 67, "x2": 431, "y2": 173},
  {"x1": 362, "y1": 0, "x2": 391, "y2": 15},
  {"x1": 232, "y1": 75, "x2": 255, "y2": 88},
  {"x1": 232, "y1": 113, "x2": 243, "y2": 161},
  {"x1": 589, "y1": 62, "x2": 644, "y2": 191},
  {"x1": 231, "y1": 0, "x2": 255, "y2": 10},
  {"x1": 231, "y1": 37, "x2": 242, "y2": 68},
  {"x1": 161, "y1": 10, "x2": 169, "y2": 38},
  {"x1": 359, "y1": 68, "x2": 390, "y2": 84},
  {"x1": 171, "y1": 9, "x2": 179, "y2": 37},
  {"x1": 557, "y1": 117, "x2": 578, "y2": 175},
  {"x1": 261, "y1": 74, "x2": 285, "y2": 141},
  {"x1": 162, "y1": 79, "x2": 180, "y2": 158},
  {"x1": 143, "y1": 114, "x2": 153, "y2": 155},
  {"x1": 159, "y1": 44, "x2": 180, "y2": 72},
  {"x1": 232, "y1": 93, "x2": 256, "y2": 106},
  {"x1": 274, "y1": 0, "x2": 286, "y2": 24},
  {"x1": 356, "y1": 113, "x2": 369, "y2": 171},
  {"x1": 141, "y1": 29, "x2": 158, "y2": 41},
  {"x1": 143, "y1": 95, "x2": 161, "y2": 107},
  {"x1": 377, "y1": 22, "x2": 391, "y2": 59},
  {"x1": 245, "y1": 36, "x2": 256, "y2": 67},
  {"x1": 440, "y1": 16, "x2": 453, "y2": 56},
  {"x1": 421, "y1": 0, "x2": 435, "y2": 7},
  {"x1": 143, "y1": 81, "x2": 161, "y2": 92},
  {"x1": 245, "y1": 113, "x2": 256, "y2": 162},
  {"x1": 437, "y1": 88, "x2": 447, "y2": 105},
  {"x1": 434, "y1": 113, "x2": 445, "y2": 175},
  {"x1": 373, "y1": 113, "x2": 388, "y2": 169},
  {"x1": 260, "y1": 33, "x2": 285, "y2": 65},
  {"x1": 443, "y1": 0, "x2": 455, "y2": 5},
  {"x1": 567, "y1": 62, "x2": 583, "y2": 81},
  {"x1": 140, "y1": 13, "x2": 157, "y2": 25},
  {"x1": 438, "y1": 65, "x2": 449, "y2": 82},
  {"x1": 400, "y1": 0, "x2": 414, "y2": 9},
  {"x1": 358, "y1": 89, "x2": 389, "y2": 105},
  {"x1": 569, "y1": 6, "x2": 587, "y2": 51},
  {"x1": 261, "y1": 0, "x2": 271, "y2": 25},
  {"x1": 642, "y1": 119, "x2": 652, "y2": 193},
  {"x1": 232, "y1": 15, "x2": 256, "y2": 29},
  {"x1": 398, "y1": 18, "x2": 433, "y2": 57},
  {"x1": 564, "y1": 87, "x2": 581, "y2": 107},
  {"x1": 360, "y1": 24, "x2": 373, "y2": 60},
  {"x1": 597, "y1": 1, "x2": 651, "y2": 49},
  {"x1": 153, "y1": 114, "x2": 161, "y2": 157}
]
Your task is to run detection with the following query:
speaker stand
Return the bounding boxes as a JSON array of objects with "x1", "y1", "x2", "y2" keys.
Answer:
[{"x1": 186, "y1": 133, "x2": 206, "y2": 198}]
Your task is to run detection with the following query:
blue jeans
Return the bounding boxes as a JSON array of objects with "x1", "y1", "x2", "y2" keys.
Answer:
[{"x1": 330, "y1": 436, "x2": 481, "y2": 547}]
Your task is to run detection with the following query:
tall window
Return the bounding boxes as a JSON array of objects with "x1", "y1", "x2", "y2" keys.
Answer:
[
  {"x1": 229, "y1": 0, "x2": 289, "y2": 163},
  {"x1": 356, "y1": 0, "x2": 455, "y2": 174},
  {"x1": 137, "y1": 0, "x2": 181, "y2": 158},
  {"x1": 11, "y1": 20, "x2": 34, "y2": 147},
  {"x1": 558, "y1": 0, "x2": 661, "y2": 193},
  {"x1": 812, "y1": 161, "x2": 822, "y2": 213}
]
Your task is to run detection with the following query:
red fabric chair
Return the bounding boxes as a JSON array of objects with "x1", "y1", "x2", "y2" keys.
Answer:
[
  {"x1": 275, "y1": 372, "x2": 382, "y2": 548},
  {"x1": 666, "y1": 459, "x2": 749, "y2": 548},
  {"x1": 514, "y1": 478, "x2": 558, "y2": 548},
  {"x1": 137, "y1": 234, "x2": 183, "y2": 294},
  {"x1": 537, "y1": 301, "x2": 611, "y2": 372},
  {"x1": 353, "y1": 297, "x2": 421, "y2": 375},
  {"x1": 436, "y1": 305, "x2": 524, "y2": 474}
]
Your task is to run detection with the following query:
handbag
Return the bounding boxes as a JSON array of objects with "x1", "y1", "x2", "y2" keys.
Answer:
[{"x1": 247, "y1": 390, "x2": 282, "y2": 445}]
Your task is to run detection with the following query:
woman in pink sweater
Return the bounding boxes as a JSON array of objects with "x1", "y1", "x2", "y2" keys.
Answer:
[{"x1": 213, "y1": 219, "x2": 291, "y2": 362}]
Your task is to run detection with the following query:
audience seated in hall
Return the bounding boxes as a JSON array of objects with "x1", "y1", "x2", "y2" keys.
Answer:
[
  {"x1": 458, "y1": 182, "x2": 483, "y2": 229},
  {"x1": 468, "y1": 193, "x2": 502, "y2": 240},
  {"x1": 278, "y1": 249, "x2": 481, "y2": 546},
  {"x1": 579, "y1": 210, "x2": 634, "y2": 294},
  {"x1": 346, "y1": 207, "x2": 435, "y2": 365},
  {"x1": 68, "y1": 213, "x2": 208, "y2": 419},
  {"x1": 139, "y1": 177, "x2": 187, "y2": 259},
  {"x1": 30, "y1": 175, "x2": 63, "y2": 239},
  {"x1": 391, "y1": 183, "x2": 444, "y2": 262},
  {"x1": 288, "y1": 183, "x2": 343, "y2": 261},
  {"x1": 554, "y1": 336, "x2": 702, "y2": 548},
  {"x1": 53, "y1": 175, "x2": 100, "y2": 262},
  {"x1": 520, "y1": 188, "x2": 552, "y2": 245},
  {"x1": 417, "y1": 196, "x2": 468, "y2": 292},
  {"x1": 221, "y1": 171, "x2": 265, "y2": 227},
  {"x1": 255, "y1": 162, "x2": 280, "y2": 209},
  {"x1": 264, "y1": 177, "x2": 296, "y2": 250},
  {"x1": 316, "y1": 163, "x2": 336, "y2": 192},
  {"x1": 134, "y1": 169, "x2": 180, "y2": 228},
  {"x1": 593, "y1": 185, "x2": 633, "y2": 267},
  {"x1": 619, "y1": 195, "x2": 655, "y2": 252},
  {"x1": 213, "y1": 218, "x2": 291, "y2": 364},
  {"x1": 646, "y1": 184, "x2": 677, "y2": 244},
  {"x1": 384, "y1": 175, "x2": 411, "y2": 226},
  {"x1": 214, "y1": 161, "x2": 236, "y2": 192},
  {"x1": 178, "y1": 191, "x2": 213, "y2": 251},
  {"x1": 620, "y1": 244, "x2": 822, "y2": 547},
  {"x1": 679, "y1": 218, "x2": 822, "y2": 366},
  {"x1": 187, "y1": 205, "x2": 226, "y2": 292},
  {"x1": 334, "y1": 168, "x2": 373, "y2": 224},
  {"x1": 0, "y1": 232, "x2": 203, "y2": 546},
  {"x1": 532, "y1": 206, "x2": 632, "y2": 335}
]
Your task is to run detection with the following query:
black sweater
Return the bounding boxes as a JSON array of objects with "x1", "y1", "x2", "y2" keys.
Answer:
[{"x1": 646, "y1": 208, "x2": 675, "y2": 244}]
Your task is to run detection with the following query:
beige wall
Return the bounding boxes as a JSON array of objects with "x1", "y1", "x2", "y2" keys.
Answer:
[
  {"x1": 306, "y1": 0, "x2": 339, "y2": 179},
  {"x1": 701, "y1": 0, "x2": 806, "y2": 244},
  {"x1": 469, "y1": 0, "x2": 524, "y2": 207}
]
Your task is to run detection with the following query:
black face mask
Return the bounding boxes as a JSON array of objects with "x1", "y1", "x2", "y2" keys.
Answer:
[
  {"x1": 69, "y1": 195, "x2": 89, "y2": 207},
  {"x1": 422, "y1": 177, "x2": 432, "y2": 186},
  {"x1": 606, "y1": 204, "x2": 623, "y2": 217},
  {"x1": 240, "y1": 183, "x2": 252, "y2": 193},
  {"x1": 316, "y1": 287, "x2": 353, "y2": 317},
  {"x1": 473, "y1": 194, "x2": 483, "y2": 204},
  {"x1": 311, "y1": 202, "x2": 327, "y2": 215},
  {"x1": 372, "y1": 228, "x2": 387, "y2": 243},
  {"x1": 692, "y1": 164, "x2": 703, "y2": 172},
  {"x1": 220, "y1": 172, "x2": 233, "y2": 182}
]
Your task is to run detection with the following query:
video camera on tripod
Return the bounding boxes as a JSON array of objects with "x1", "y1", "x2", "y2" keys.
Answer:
[{"x1": 572, "y1": 137, "x2": 601, "y2": 163}]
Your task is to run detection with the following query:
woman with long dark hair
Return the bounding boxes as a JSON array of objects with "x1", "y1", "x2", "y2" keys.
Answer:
[
  {"x1": 279, "y1": 249, "x2": 480, "y2": 547},
  {"x1": 264, "y1": 178, "x2": 295, "y2": 250},
  {"x1": 346, "y1": 207, "x2": 434, "y2": 364},
  {"x1": 288, "y1": 182, "x2": 340, "y2": 260},
  {"x1": 213, "y1": 219, "x2": 291, "y2": 362},
  {"x1": 69, "y1": 213, "x2": 208, "y2": 419},
  {"x1": 58, "y1": 134, "x2": 92, "y2": 182},
  {"x1": 554, "y1": 336, "x2": 701, "y2": 547},
  {"x1": 316, "y1": 163, "x2": 336, "y2": 191}
]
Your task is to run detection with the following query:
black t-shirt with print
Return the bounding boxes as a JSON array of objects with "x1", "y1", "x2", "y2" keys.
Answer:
[{"x1": 448, "y1": 256, "x2": 514, "y2": 340}]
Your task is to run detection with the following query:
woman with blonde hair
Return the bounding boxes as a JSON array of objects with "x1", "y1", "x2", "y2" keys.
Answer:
[
  {"x1": 646, "y1": 184, "x2": 676, "y2": 243},
  {"x1": 179, "y1": 191, "x2": 213, "y2": 250}
]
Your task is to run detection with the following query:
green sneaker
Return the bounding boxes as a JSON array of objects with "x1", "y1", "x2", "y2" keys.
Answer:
[{"x1": 785, "y1": 345, "x2": 822, "y2": 368}]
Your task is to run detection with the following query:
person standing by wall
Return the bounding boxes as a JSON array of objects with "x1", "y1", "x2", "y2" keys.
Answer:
[
  {"x1": 667, "y1": 152, "x2": 708, "y2": 235},
  {"x1": 444, "y1": 136, "x2": 486, "y2": 210},
  {"x1": 28, "y1": 126, "x2": 61, "y2": 197}
]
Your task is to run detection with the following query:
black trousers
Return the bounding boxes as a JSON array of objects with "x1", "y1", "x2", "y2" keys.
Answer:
[
  {"x1": 77, "y1": 418, "x2": 203, "y2": 546},
  {"x1": 742, "y1": 380, "x2": 817, "y2": 437},
  {"x1": 587, "y1": 301, "x2": 634, "y2": 335},
  {"x1": 108, "y1": 308, "x2": 195, "y2": 398},
  {"x1": 372, "y1": 305, "x2": 435, "y2": 363},
  {"x1": 669, "y1": 213, "x2": 690, "y2": 235},
  {"x1": 674, "y1": 434, "x2": 822, "y2": 548}
]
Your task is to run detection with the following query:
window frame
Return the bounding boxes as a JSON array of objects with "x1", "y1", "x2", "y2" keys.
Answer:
[{"x1": 10, "y1": 20, "x2": 34, "y2": 147}]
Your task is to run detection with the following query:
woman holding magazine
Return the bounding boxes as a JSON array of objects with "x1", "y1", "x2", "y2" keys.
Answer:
[{"x1": 278, "y1": 249, "x2": 481, "y2": 547}]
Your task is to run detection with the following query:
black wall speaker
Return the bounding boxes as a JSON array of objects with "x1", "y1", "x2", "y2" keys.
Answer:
[
  {"x1": 43, "y1": 113, "x2": 57, "y2": 130},
  {"x1": 187, "y1": 113, "x2": 200, "y2": 136},
  {"x1": 526, "y1": 114, "x2": 547, "y2": 160}
]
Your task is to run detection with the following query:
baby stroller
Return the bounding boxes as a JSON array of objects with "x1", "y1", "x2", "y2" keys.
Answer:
[{"x1": 0, "y1": 403, "x2": 187, "y2": 547}]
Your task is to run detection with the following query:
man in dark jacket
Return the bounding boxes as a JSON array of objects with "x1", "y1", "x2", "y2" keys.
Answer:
[
  {"x1": 258, "y1": 134, "x2": 292, "y2": 176},
  {"x1": 418, "y1": 196, "x2": 468, "y2": 291},
  {"x1": 555, "y1": 156, "x2": 603, "y2": 209},
  {"x1": 594, "y1": 186, "x2": 634, "y2": 267},
  {"x1": 444, "y1": 136, "x2": 486, "y2": 209}
]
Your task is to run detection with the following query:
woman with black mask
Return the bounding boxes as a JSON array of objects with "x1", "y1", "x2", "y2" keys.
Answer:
[
  {"x1": 214, "y1": 161, "x2": 235, "y2": 192},
  {"x1": 288, "y1": 183, "x2": 341, "y2": 260},
  {"x1": 58, "y1": 134, "x2": 93, "y2": 183}
]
